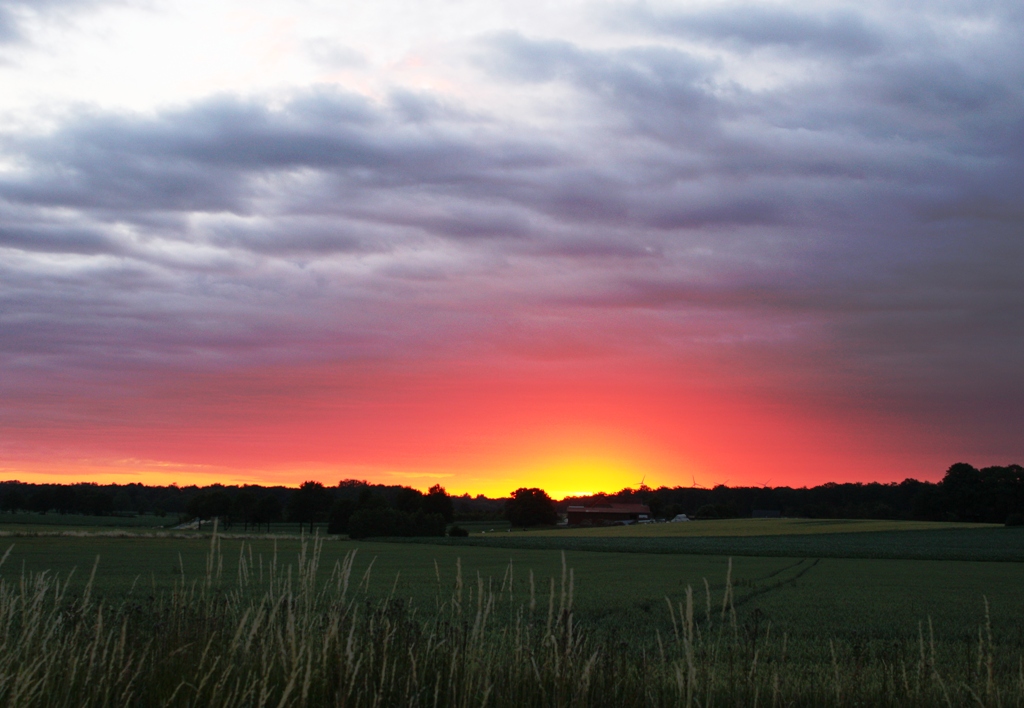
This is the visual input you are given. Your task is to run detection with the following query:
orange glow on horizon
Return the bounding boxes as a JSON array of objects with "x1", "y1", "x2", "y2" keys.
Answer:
[
  {"x1": 0, "y1": 444, "x2": 670, "y2": 500},
  {"x1": 506, "y1": 457, "x2": 653, "y2": 499},
  {"x1": 0, "y1": 356, "x2": 982, "y2": 495}
]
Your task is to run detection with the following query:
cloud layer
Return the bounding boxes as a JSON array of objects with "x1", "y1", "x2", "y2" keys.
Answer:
[{"x1": 1, "y1": 0, "x2": 1022, "y2": 487}]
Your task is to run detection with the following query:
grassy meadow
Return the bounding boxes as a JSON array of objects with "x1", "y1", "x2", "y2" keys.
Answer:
[{"x1": 1, "y1": 516, "x2": 1023, "y2": 705}]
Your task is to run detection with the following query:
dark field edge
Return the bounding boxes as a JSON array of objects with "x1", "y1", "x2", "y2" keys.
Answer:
[{"x1": 373, "y1": 527, "x2": 1024, "y2": 562}]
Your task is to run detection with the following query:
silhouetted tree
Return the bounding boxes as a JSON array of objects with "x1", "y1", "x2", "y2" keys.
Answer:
[
  {"x1": 423, "y1": 484, "x2": 454, "y2": 522},
  {"x1": 0, "y1": 486, "x2": 25, "y2": 512},
  {"x1": 694, "y1": 502, "x2": 740, "y2": 519},
  {"x1": 84, "y1": 490, "x2": 114, "y2": 516},
  {"x1": 505, "y1": 488, "x2": 557, "y2": 527},
  {"x1": 938, "y1": 462, "x2": 1024, "y2": 523},
  {"x1": 111, "y1": 490, "x2": 133, "y2": 514},
  {"x1": 356, "y1": 487, "x2": 388, "y2": 510},
  {"x1": 287, "y1": 481, "x2": 333, "y2": 533},
  {"x1": 253, "y1": 495, "x2": 282, "y2": 532},
  {"x1": 393, "y1": 487, "x2": 424, "y2": 513},
  {"x1": 327, "y1": 498, "x2": 357, "y2": 535},
  {"x1": 186, "y1": 490, "x2": 231, "y2": 527},
  {"x1": 28, "y1": 489, "x2": 54, "y2": 514},
  {"x1": 233, "y1": 490, "x2": 258, "y2": 530}
]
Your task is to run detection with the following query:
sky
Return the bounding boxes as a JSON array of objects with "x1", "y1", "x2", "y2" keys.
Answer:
[{"x1": 0, "y1": 0, "x2": 1021, "y2": 497}]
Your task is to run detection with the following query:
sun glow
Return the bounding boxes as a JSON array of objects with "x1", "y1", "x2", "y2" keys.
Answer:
[{"x1": 516, "y1": 455, "x2": 648, "y2": 500}]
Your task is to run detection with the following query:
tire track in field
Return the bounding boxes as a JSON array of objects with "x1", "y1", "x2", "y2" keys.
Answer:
[
  {"x1": 758, "y1": 557, "x2": 808, "y2": 580},
  {"x1": 732, "y1": 558, "x2": 821, "y2": 609}
]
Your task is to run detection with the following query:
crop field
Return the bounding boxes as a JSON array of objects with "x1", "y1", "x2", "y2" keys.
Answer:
[
  {"x1": 1, "y1": 524, "x2": 1022, "y2": 644},
  {"x1": 1, "y1": 519, "x2": 1022, "y2": 705}
]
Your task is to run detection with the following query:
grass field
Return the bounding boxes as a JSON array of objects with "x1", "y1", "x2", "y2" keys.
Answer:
[
  {"x1": 1, "y1": 519, "x2": 1023, "y2": 705},
  {"x1": 1, "y1": 525, "x2": 1022, "y2": 648},
  {"x1": 5, "y1": 537, "x2": 1016, "y2": 706}
]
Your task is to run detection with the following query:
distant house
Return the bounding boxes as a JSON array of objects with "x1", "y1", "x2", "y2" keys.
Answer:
[
  {"x1": 566, "y1": 502, "x2": 651, "y2": 526},
  {"x1": 752, "y1": 509, "x2": 781, "y2": 518}
]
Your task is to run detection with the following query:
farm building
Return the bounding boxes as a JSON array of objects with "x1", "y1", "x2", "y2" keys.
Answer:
[{"x1": 566, "y1": 502, "x2": 651, "y2": 526}]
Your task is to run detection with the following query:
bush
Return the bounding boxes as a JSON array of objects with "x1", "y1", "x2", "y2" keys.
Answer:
[
  {"x1": 448, "y1": 525, "x2": 469, "y2": 537},
  {"x1": 1005, "y1": 513, "x2": 1024, "y2": 527}
]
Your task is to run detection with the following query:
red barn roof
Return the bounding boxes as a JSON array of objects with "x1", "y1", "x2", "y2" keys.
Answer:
[{"x1": 565, "y1": 502, "x2": 652, "y2": 525}]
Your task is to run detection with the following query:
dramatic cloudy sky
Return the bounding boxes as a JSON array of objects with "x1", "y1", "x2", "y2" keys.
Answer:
[{"x1": 1, "y1": 0, "x2": 1021, "y2": 495}]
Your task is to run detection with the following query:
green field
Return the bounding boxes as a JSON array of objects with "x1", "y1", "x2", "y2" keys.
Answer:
[
  {"x1": 2, "y1": 518, "x2": 1023, "y2": 705},
  {"x1": 2, "y1": 519, "x2": 1022, "y2": 649}
]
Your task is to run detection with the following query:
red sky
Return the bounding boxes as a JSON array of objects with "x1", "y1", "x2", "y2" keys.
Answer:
[
  {"x1": 3, "y1": 347, "x2": 1009, "y2": 497},
  {"x1": 1, "y1": 1, "x2": 1021, "y2": 495}
]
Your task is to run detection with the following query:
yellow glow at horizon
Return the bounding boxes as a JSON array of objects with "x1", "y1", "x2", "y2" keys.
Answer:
[
  {"x1": 505, "y1": 455, "x2": 649, "y2": 499},
  {"x1": 2, "y1": 453, "x2": 658, "y2": 498}
]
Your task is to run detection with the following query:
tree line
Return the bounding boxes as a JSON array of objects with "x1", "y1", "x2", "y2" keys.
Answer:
[
  {"x1": 1, "y1": 462, "x2": 1020, "y2": 530},
  {"x1": 0, "y1": 479, "x2": 493, "y2": 536},
  {"x1": 562, "y1": 463, "x2": 1024, "y2": 525}
]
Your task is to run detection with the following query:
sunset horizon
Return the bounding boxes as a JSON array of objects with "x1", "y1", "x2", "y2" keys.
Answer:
[
  {"x1": 2, "y1": 0, "x2": 1021, "y2": 496},
  {"x1": 1, "y1": 3, "x2": 1022, "y2": 703}
]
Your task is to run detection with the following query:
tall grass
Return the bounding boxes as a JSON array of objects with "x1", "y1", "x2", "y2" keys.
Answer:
[{"x1": 0, "y1": 530, "x2": 1021, "y2": 707}]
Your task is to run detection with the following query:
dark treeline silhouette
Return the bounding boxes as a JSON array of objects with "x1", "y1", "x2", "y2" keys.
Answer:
[
  {"x1": 561, "y1": 463, "x2": 1024, "y2": 525},
  {"x1": 326, "y1": 482, "x2": 454, "y2": 538},
  {"x1": 0, "y1": 481, "x2": 196, "y2": 518},
  {"x1": 1, "y1": 462, "x2": 1021, "y2": 529},
  {"x1": 0, "y1": 479, "x2": 496, "y2": 536}
]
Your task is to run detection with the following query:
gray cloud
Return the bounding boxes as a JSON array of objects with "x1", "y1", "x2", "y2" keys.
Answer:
[
  {"x1": 0, "y1": 6, "x2": 19, "y2": 44},
  {"x1": 0, "y1": 221, "x2": 126, "y2": 255},
  {"x1": 0, "y1": 0, "x2": 115, "y2": 45},
  {"x1": 1, "y1": 1, "x2": 1022, "y2": 456},
  {"x1": 0, "y1": 89, "x2": 563, "y2": 221},
  {"x1": 620, "y1": 4, "x2": 884, "y2": 56},
  {"x1": 480, "y1": 33, "x2": 718, "y2": 138}
]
